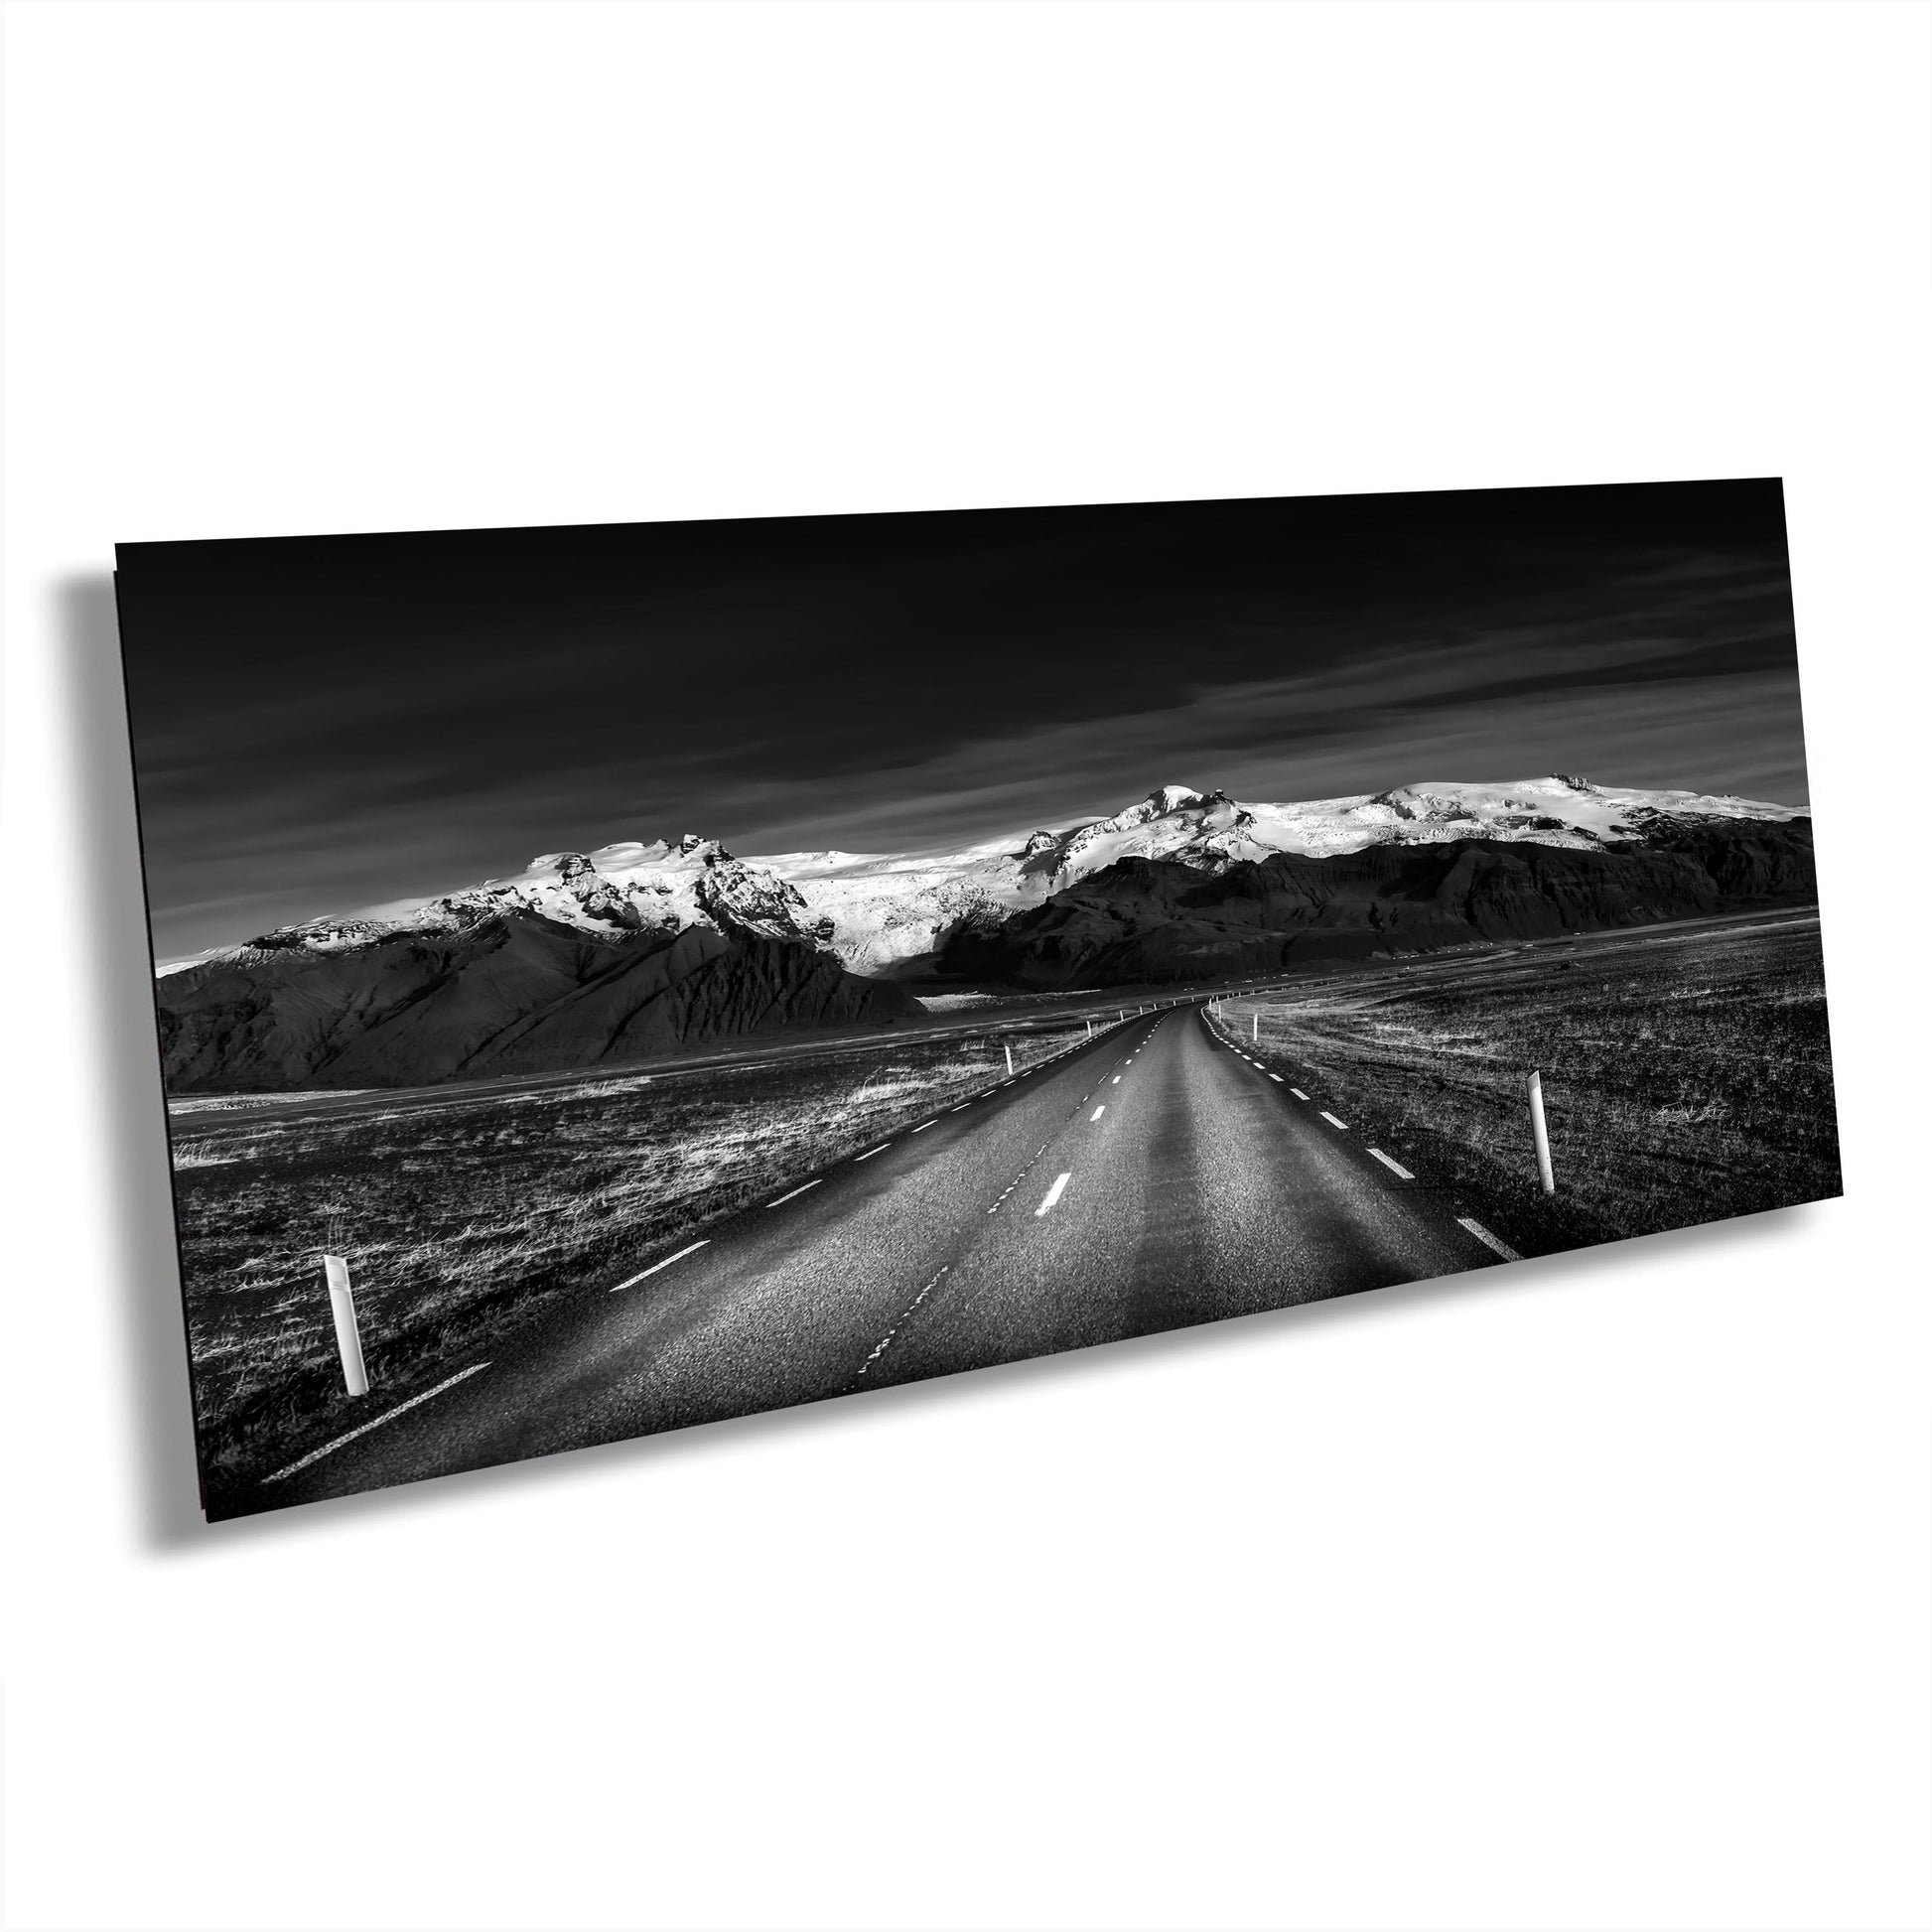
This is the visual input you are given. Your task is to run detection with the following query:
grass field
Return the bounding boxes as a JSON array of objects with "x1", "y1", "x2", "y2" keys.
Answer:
[
  {"x1": 171, "y1": 1022, "x2": 1093, "y2": 1495},
  {"x1": 1212, "y1": 916, "x2": 1841, "y2": 1258}
]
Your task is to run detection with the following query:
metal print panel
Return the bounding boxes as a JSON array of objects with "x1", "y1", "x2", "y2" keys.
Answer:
[{"x1": 116, "y1": 482, "x2": 1839, "y2": 1520}]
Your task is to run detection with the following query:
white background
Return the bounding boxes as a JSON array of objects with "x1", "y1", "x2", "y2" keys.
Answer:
[{"x1": 4, "y1": 5, "x2": 1929, "y2": 1929}]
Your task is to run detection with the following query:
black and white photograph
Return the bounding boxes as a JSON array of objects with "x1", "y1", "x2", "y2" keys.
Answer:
[
  {"x1": 12, "y1": 4, "x2": 1929, "y2": 1927},
  {"x1": 118, "y1": 480, "x2": 1838, "y2": 1519}
]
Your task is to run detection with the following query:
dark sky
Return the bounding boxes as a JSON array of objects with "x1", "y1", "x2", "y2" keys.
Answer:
[{"x1": 117, "y1": 479, "x2": 1807, "y2": 962}]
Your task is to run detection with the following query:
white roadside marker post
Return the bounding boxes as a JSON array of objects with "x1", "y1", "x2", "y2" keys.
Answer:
[
  {"x1": 1004, "y1": 1041, "x2": 1014, "y2": 1075},
  {"x1": 1527, "y1": 1070, "x2": 1556, "y2": 1194},
  {"x1": 323, "y1": 1253, "x2": 369, "y2": 1397}
]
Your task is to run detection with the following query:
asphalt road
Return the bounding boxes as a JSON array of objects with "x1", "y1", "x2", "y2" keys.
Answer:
[{"x1": 256, "y1": 1003, "x2": 1517, "y2": 1513}]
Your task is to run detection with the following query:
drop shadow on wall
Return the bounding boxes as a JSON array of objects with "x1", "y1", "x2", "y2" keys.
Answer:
[
  {"x1": 58, "y1": 571, "x2": 207, "y2": 1547},
  {"x1": 63, "y1": 567, "x2": 1837, "y2": 1555}
]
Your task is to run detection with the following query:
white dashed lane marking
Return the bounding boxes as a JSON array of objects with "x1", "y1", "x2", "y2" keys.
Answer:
[
  {"x1": 1269, "y1": 1073, "x2": 1284, "y2": 1083},
  {"x1": 766, "y1": 1180, "x2": 822, "y2": 1207},
  {"x1": 911, "y1": 1120, "x2": 936, "y2": 1133},
  {"x1": 1457, "y1": 1217, "x2": 1522, "y2": 1261},
  {"x1": 1291, "y1": 1088, "x2": 1310, "y2": 1101},
  {"x1": 854, "y1": 1143, "x2": 893, "y2": 1162},
  {"x1": 1367, "y1": 1148, "x2": 1415, "y2": 1179},
  {"x1": 263, "y1": 1362, "x2": 493, "y2": 1484},
  {"x1": 1090, "y1": 1106, "x2": 1105, "y2": 1122},
  {"x1": 857, "y1": 1265, "x2": 951, "y2": 1378},
  {"x1": 1319, "y1": 1112, "x2": 1348, "y2": 1130},
  {"x1": 611, "y1": 1241, "x2": 709, "y2": 1291},
  {"x1": 1035, "y1": 1173, "x2": 1072, "y2": 1216}
]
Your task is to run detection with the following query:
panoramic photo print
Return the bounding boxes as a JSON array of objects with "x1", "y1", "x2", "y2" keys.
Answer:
[{"x1": 116, "y1": 481, "x2": 1839, "y2": 1519}]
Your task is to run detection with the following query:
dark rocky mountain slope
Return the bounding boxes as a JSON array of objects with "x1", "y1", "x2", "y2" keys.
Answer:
[
  {"x1": 158, "y1": 910, "x2": 919, "y2": 1093},
  {"x1": 938, "y1": 820, "x2": 1818, "y2": 988}
]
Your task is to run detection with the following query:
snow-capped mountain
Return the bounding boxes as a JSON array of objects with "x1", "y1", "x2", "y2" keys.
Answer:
[
  {"x1": 746, "y1": 774, "x2": 1805, "y2": 971},
  {"x1": 224, "y1": 834, "x2": 831, "y2": 964},
  {"x1": 173, "y1": 773, "x2": 1805, "y2": 979},
  {"x1": 153, "y1": 773, "x2": 1817, "y2": 1088}
]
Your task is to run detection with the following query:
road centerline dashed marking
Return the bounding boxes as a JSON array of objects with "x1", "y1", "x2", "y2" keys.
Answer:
[
  {"x1": 1035, "y1": 1172, "x2": 1072, "y2": 1216},
  {"x1": 854, "y1": 1143, "x2": 893, "y2": 1161},
  {"x1": 262, "y1": 1362, "x2": 492, "y2": 1483},
  {"x1": 911, "y1": 1120, "x2": 936, "y2": 1133},
  {"x1": 1367, "y1": 1148, "x2": 1415, "y2": 1179},
  {"x1": 857, "y1": 1265, "x2": 950, "y2": 1378},
  {"x1": 611, "y1": 1241, "x2": 710, "y2": 1291},
  {"x1": 1291, "y1": 1088, "x2": 1310, "y2": 1100},
  {"x1": 1090, "y1": 1105, "x2": 1105, "y2": 1121},
  {"x1": 1319, "y1": 1111, "x2": 1348, "y2": 1130},
  {"x1": 767, "y1": 1180, "x2": 822, "y2": 1207}
]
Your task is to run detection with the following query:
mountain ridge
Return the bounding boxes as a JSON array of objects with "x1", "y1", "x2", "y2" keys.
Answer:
[
  {"x1": 162, "y1": 773, "x2": 1809, "y2": 980},
  {"x1": 158, "y1": 909, "x2": 918, "y2": 1093},
  {"x1": 937, "y1": 816, "x2": 1819, "y2": 988},
  {"x1": 152, "y1": 774, "x2": 1815, "y2": 1092}
]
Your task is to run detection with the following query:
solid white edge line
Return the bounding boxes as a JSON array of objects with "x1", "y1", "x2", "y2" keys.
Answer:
[
  {"x1": 1457, "y1": 1216, "x2": 1522, "y2": 1261},
  {"x1": 611, "y1": 1240, "x2": 711, "y2": 1291},
  {"x1": 1035, "y1": 1172, "x2": 1072, "y2": 1216},
  {"x1": 767, "y1": 1179, "x2": 823, "y2": 1207},
  {"x1": 854, "y1": 1143, "x2": 893, "y2": 1161},
  {"x1": 262, "y1": 1362, "x2": 493, "y2": 1483},
  {"x1": 1367, "y1": 1148, "x2": 1415, "y2": 1179},
  {"x1": 1319, "y1": 1111, "x2": 1348, "y2": 1129}
]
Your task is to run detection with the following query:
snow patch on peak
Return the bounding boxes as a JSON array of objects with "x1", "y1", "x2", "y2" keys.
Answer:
[
  {"x1": 207, "y1": 831, "x2": 823, "y2": 970},
  {"x1": 1144, "y1": 783, "x2": 1206, "y2": 815}
]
